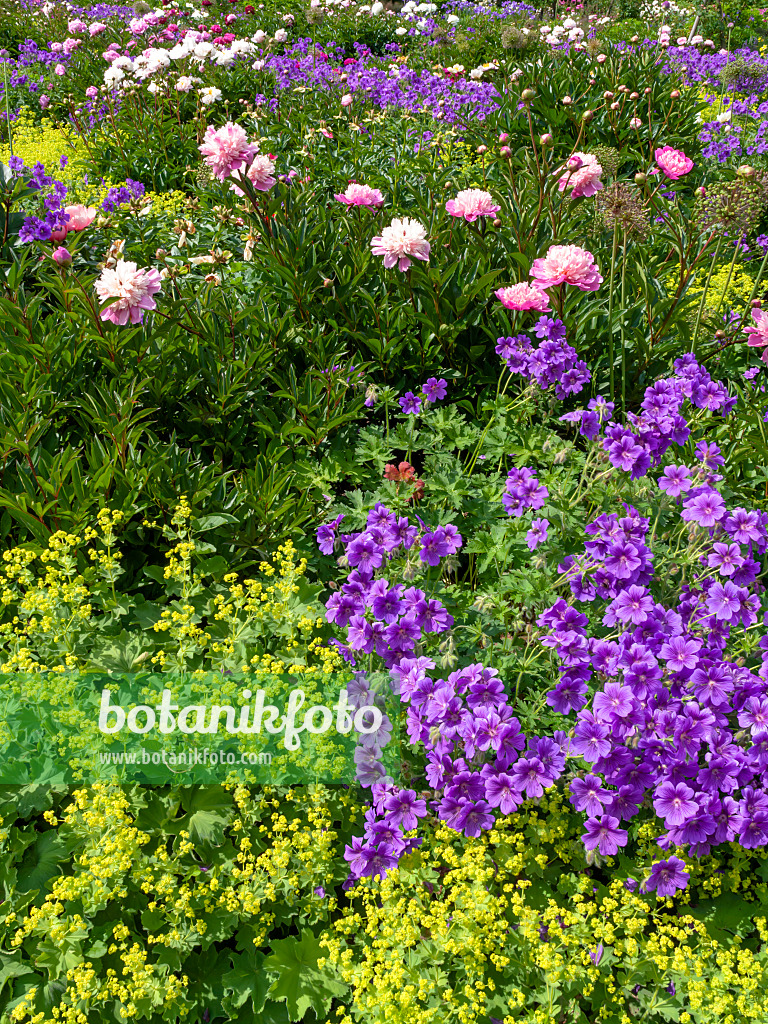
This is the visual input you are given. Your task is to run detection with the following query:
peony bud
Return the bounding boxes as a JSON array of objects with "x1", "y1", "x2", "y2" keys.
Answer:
[
  {"x1": 752, "y1": 298, "x2": 763, "y2": 307},
  {"x1": 51, "y1": 246, "x2": 72, "y2": 266},
  {"x1": 498, "y1": 132, "x2": 509, "y2": 143},
  {"x1": 630, "y1": 91, "x2": 639, "y2": 100},
  {"x1": 603, "y1": 90, "x2": 614, "y2": 99},
  {"x1": 341, "y1": 93, "x2": 353, "y2": 106},
  {"x1": 539, "y1": 132, "x2": 553, "y2": 145},
  {"x1": 582, "y1": 109, "x2": 594, "y2": 122},
  {"x1": 499, "y1": 146, "x2": 511, "y2": 158},
  {"x1": 323, "y1": 278, "x2": 333, "y2": 287},
  {"x1": 492, "y1": 218, "x2": 501, "y2": 227},
  {"x1": 562, "y1": 95, "x2": 572, "y2": 105},
  {"x1": 644, "y1": 87, "x2": 651, "y2": 95},
  {"x1": 477, "y1": 144, "x2": 488, "y2": 154},
  {"x1": 670, "y1": 89, "x2": 680, "y2": 99},
  {"x1": 634, "y1": 172, "x2": 647, "y2": 185},
  {"x1": 521, "y1": 88, "x2": 535, "y2": 102},
  {"x1": 737, "y1": 164, "x2": 756, "y2": 179},
  {"x1": 715, "y1": 330, "x2": 726, "y2": 339}
]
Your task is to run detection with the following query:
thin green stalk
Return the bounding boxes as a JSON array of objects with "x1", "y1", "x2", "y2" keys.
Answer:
[
  {"x1": 620, "y1": 228, "x2": 628, "y2": 410},
  {"x1": 607, "y1": 222, "x2": 619, "y2": 401},
  {"x1": 733, "y1": 242, "x2": 768, "y2": 335},
  {"x1": 712, "y1": 240, "x2": 740, "y2": 326},
  {"x1": 692, "y1": 235, "x2": 723, "y2": 351},
  {"x1": 1, "y1": 60, "x2": 12, "y2": 159}
]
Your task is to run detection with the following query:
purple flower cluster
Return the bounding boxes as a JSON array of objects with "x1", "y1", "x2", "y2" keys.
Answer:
[
  {"x1": 542, "y1": 358, "x2": 768, "y2": 875},
  {"x1": 17, "y1": 161, "x2": 70, "y2": 244},
  {"x1": 564, "y1": 355, "x2": 736, "y2": 482},
  {"x1": 101, "y1": 178, "x2": 145, "y2": 212},
  {"x1": 398, "y1": 378, "x2": 448, "y2": 415},
  {"x1": 502, "y1": 466, "x2": 548, "y2": 518},
  {"x1": 495, "y1": 316, "x2": 591, "y2": 399},
  {"x1": 319, "y1": 503, "x2": 460, "y2": 672}
]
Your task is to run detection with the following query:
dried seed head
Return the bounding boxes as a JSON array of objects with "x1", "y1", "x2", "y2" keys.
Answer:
[{"x1": 594, "y1": 182, "x2": 650, "y2": 240}]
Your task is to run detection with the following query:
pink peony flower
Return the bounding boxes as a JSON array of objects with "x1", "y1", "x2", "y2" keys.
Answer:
[
  {"x1": 199, "y1": 122, "x2": 259, "y2": 182},
  {"x1": 445, "y1": 188, "x2": 501, "y2": 222},
  {"x1": 229, "y1": 153, "x2": 277, "y2": 196},
  {"x1": 50, "y1": 204, "x2": 97, "y2": 241},
  {"x1": 495, "y1": 282, "x2": 551, "y2": 311},
  {"x1": 334, "y1": 182, "x2": 385, "y2": 207},
  {"x1": 89, "y1": 21, "x2": 108, "y2": 35},
  {"x1": 95, "y1": 259, "x2": 162, "y2": 325},
  {"x1": 39, "y1": 95, "x2": 50, "y2": 108},
  {"x1": 86, "y1": 85, "x2": 98, "y2": 98},
  {"x1": 341, "y1": 93, "x2": 353, "y2": 107},
  {"x1": 557, "y1": 151, "x2": 603, "y2": 198},
  {"x1": 54, "y1": 63, "x2": 66, "y2": 75},
  {"x1": 370, "y1": 217, "x2": 430, "y2": 272},
  {"x1": 530, "y1": 244, "x2": 603, "y2": 292},
  {"x1": 654, "y1": 146, "x2": 694, "y2": 180},
  {"x1": 744, "y1": 308, "x2": 768, "y2": 362}
]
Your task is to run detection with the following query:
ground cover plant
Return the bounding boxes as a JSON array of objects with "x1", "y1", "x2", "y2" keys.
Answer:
[{"x1": 2, "y1": 0, "x2": 768, "y2": 1020}]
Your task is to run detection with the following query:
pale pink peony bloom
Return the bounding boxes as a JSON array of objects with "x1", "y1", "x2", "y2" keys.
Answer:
[
  {"x1": 495, "y1": 282, "x2": 551, "y2": 311},
  {"x1": 89, "y1": 21, "x2": 108, "y2": 35},
  {"x1": 445, "y1": 188, "x2": 501, "y2": 222},
  {"x1": 557, "y1": 151, "x2": 603, "y2": 198},
  {"x1": 744, "y1": 309, "x2": 768, "y2": 362},
  {"x1": 334, "y1": 182, "x2": 385, "y2": 207},
  {"x1": 95, "y1": 259, "x2": 162, "y2": 325},
  {"x1": 654, "y1": 145, "x2": 694, "y2": 180},
  {"x1": 370, "y1": 217, "x2": 430, "y2": 271},
  {"x1": 341, "y1": 93, "x2": 353, "y2": 107},
  {"x1": 530, "y1": 244, "x2": 603, "y2": 292},
  {"x1": 229, "y1": 153, "x2": 277, "y2": 196},
  {"x1": 54, "y1": 63, "x2": 66, "y2": 75},
  {"x1": 50, "y1": 204, "x2": 97, "y2": 241},
  {"x1": 39, "y1": 95, "x2": 50, "y2": 108},
  {"x1": 199, "y1": 122, "x2": 259, "y2": 181},
  {"x1": 85, "y1": 85, "x2": 98, "y2": 98}
]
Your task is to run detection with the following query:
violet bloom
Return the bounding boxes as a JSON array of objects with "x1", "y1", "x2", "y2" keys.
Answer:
[
  {"x1": 643, "y1": 856, "x2": 690, "y2": 896},
  {"x1": 707, "y1": 542, "x2": 744, "y2": 577},
  {"x1": 399, "y1": 391, "x2": 422, "y2": 415},
  {"x1": 569, "y1": 774, "x2": 611, "y2": 816},
  {"x1": 582, "y1": 814, "x2": 627, "y2": 856},
  {"x1": 609, "y1": 585, "x2": 654, "y2": 625},
  {"x1": 421, "y1": 377, "x2": 447, "y2": 402},
  {"x1": 526, "y1": 518, "x2": 549, "y2": 550},
  {"x1": 653, "y1": 782, "x2": 698, "y2": 827},
  {"x1": 659, "y1": 635, "x2": 702, "y2": 672},
  {"x1": 680, "y1": 489, "x2": 726, "y2": 528},
  {"x1": 383, "y1": 788, "x2": 427, "y2": 830},
  {"x1": 657, "y1": 464, "x2": 691, "y2": 497},
  {"x1": 484, "y1": 771, "x2": 523, "y2": 814},
  {"x1": 706, "y1": 580, "x2": 743, "y2": 620},
  {"x1": 419, "y1": 527, "x2": 452, "y2": 567}
]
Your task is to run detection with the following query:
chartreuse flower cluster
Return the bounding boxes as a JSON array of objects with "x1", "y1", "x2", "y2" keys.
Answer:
[
  {"x1": 0, "y1": 500, "x2": 339, "y2": 678},
  {"x1": 324, "y1": 790, "x2": 768, "y2": 1024},
  {"x1": 2, "y1": 782, "x2": 353, "y2": 1024}
]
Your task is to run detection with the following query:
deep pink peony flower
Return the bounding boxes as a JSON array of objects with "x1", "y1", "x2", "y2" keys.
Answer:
[
  {"x1": 199, "y1": 122, "x2": 259, "y2": 181},
  {"x1": 530, "y1": 244, "x2": 603, "y2": 292},
  {"x1": 229, "y1": 153, "x2": 276, "y2": 196},
  {"x1": 95, "y1": 259, "x2": 162, "y2": 325},
  {"x1": 50, "y1": 204, "x2": 97, "y2": 241},
  {"x1": 557, "y1": 151, "x2": 603, "y2": 198},
  {"x1": 744, "y1": 308, "x2": 768, "y2": 363},
  {"x1": 654, "y1": 145, "x2": 694, "y2": 180},
  {"x1": 370, "y1": 217, "x2": 430, "y2": 272},
  {"x1": 495, "y1": 282, "x2": 552, "y2": 311},
  {"x1": 445, "y1": 188, "x2": 500, "y2": 222},
  {"x1": 334, "y1": 182, "x2": 385, "y2": 207}
]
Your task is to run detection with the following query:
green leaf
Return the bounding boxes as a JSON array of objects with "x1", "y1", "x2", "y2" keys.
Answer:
[
  {"x1": 16, "y1": 831, "x2": 66, "y2": 894},
  {"x1": 264, "y1": 929, "x2": 347, "y2": 1021}
]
